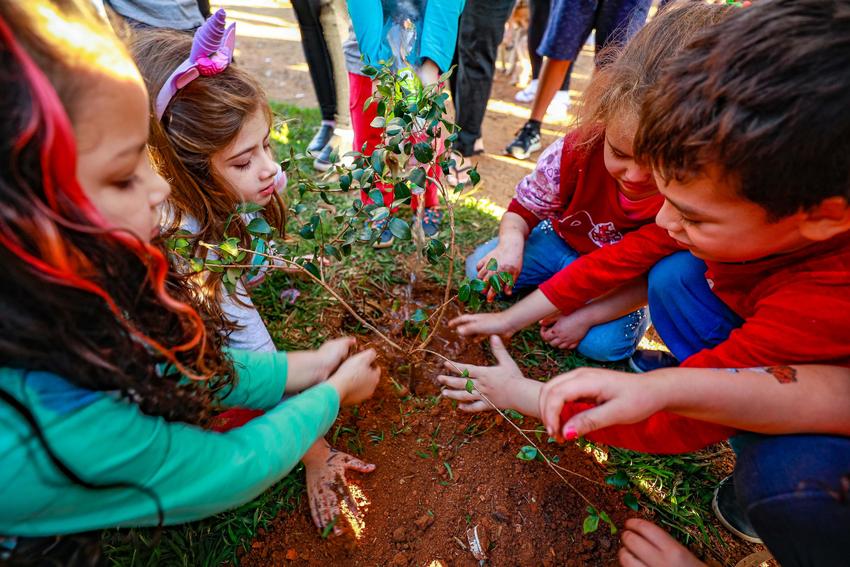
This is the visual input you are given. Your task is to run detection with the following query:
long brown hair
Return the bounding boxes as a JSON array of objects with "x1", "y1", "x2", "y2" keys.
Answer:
[
  {"x1": 131, "y1": 29, "x2": 286, "y2": 322},
  {"x1": 573, "y1": 0, "x2": 734, "y2": 147},
  {"x1": 0, "y1": 0, "x2": 233, "y2": 426}
]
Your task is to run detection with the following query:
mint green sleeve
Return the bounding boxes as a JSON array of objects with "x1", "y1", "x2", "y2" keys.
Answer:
[
  {"x1": 0, "y1": 369, "x2": 339, "y2": 536},
  {"x1": 218, "y1": 348, "x2": 288, "y2": 409},
  {"x1": 419, "y1": 0, "x2": 465, "y2": 73}
]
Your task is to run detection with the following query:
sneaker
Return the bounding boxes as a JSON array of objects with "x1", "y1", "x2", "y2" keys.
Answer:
[
  {"x1": 514, "y1": 79, "x2": 538, "y2": 103},
  {"x1": 505, "y1": 121, "x2": 542, "y2": 160},
  {"x1": 628, "y1": 349, "x2": 679, "y2": 373},
  {"x1": 548, "y1": 90, "x2": 571, "y2": 120},
  {"x1": 420, "y1": 207, "x2": 443, "y2": 237},
  {"x1": 313, "y1": 141, "x2": 337, "y2": 172},
  {"x1": 712, "y1": 476, "x2": 763, "y2": 544},
  {"x1": 370, "y1": 219, "x2": 395, "y2": 249},
  {"x1": 307, "y1": 123, "x2": 335, "y2": 157}
]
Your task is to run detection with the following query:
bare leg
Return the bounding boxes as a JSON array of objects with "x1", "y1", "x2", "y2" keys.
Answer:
[{"x1": 529, "y1": 57, "x2": 572, "y2": 121}]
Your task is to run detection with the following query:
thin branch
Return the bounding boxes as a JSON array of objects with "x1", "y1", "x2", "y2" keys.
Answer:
[{"x1": 223, "y1": 249, "x2": 403, "y2": 352}]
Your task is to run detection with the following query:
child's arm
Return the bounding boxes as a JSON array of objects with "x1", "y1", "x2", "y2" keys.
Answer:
[
  {"x1": 476, "y1": 211, "x2": 530, "y2": 300},
  {"x1": 539, "y1": 365, "x2": 850, "y2": 450},
  {"x1": 449, "y1": 288, "x2": 560, "y2": 338},
  {"x1": 0, "y1": 352, "x2": 379, "y2": 535},
  {"x1": 540, "y1": 277, "x2": 647, "y2": 349}
]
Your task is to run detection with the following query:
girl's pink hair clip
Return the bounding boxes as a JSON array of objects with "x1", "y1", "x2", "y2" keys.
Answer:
[{"x1": 154, "y1": 8, "x2": 236, "y2": 120}]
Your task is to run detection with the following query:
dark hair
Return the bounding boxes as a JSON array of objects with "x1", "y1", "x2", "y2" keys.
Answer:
[
  {"x1": 635, "y1": 0, "x2": 850, "y2": 220},
  {"x1": 0, "y1": 0, "x2": 234, "y2": 425}
]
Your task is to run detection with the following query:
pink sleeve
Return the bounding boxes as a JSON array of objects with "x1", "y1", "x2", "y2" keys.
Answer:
[{"x1": 513, "y1": 137, "x2": 566, "y2": 222}]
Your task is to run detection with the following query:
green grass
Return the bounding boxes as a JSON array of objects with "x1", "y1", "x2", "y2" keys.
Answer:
[{"x1": 104, "y1": 102, "x2": 722, "y2": 565}]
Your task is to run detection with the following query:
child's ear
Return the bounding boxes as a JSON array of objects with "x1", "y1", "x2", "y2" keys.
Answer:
[{"x1": 799, "y1": 197, "x2": 850, "y2": 241}]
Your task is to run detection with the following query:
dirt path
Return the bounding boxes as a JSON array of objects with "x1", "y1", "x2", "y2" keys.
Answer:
[{"x1": 219, "y1": 0, "x2": 594, "y2": 207}]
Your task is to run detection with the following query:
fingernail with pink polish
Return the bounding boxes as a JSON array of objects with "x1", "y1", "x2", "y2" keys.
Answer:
[{"x1": 564, "y1": 425, "x2": 578, "y2": 441}]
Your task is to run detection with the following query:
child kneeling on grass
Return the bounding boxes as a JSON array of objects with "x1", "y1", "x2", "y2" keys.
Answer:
[
  {"x1": 443, "y1": 0, "x2": 850, "y2": 563},
  {"x1": 0, "y1": 1, "x2": 379, "y2": 562},
  {"x1": 455, "y1": 1, "x2": 735, "y2": 362},
  {"x1": 132, "y1": 12, "x2": 375, "y2": 534}
]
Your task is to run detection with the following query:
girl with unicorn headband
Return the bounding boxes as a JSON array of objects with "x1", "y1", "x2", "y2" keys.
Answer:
[{"x1": 132, "y1": 10, "x2": 380, "y2": 534}]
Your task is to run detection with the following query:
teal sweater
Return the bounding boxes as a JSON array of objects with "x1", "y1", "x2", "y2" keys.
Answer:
[{"x1": 0, "y1": 349, "x2": 339, "y2": 536}]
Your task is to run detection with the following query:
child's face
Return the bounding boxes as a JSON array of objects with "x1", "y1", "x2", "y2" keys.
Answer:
[
  {"x1": 211, "y1": 107, "x2": 278, "y2": 206},
  {"x1": 654, "y1": 165, "x2": 809, "y2": 262},
  {"x1": 75, "y1": 74, "x2": 171, "y2": 242},
  {"x1": 603, "y1": 111, "x2": 657, "y2": 200}
]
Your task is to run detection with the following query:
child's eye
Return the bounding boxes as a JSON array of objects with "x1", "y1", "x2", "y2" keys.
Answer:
[
  {"x1": 114, "y1": 176, "x2": 137, "y2": 190},
  {"x1": 680, "y1": 216, "x2": 700, "y2": 226},
  {"x1": 235, "y1": 160, "x2": 251, "y2": 170}
]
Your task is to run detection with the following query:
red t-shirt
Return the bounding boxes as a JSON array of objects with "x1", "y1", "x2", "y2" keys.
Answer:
[
  {"x1": 548, "y1": 224, "x2": 850, "y2": 453},
  {"x1": 507, "y1": 131, "x2": 663, "y2": 254}
]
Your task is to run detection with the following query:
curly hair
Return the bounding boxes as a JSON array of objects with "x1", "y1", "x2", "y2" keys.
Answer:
[{"x1": 0, "y1": 0, "x2": 235, "y2": 426}]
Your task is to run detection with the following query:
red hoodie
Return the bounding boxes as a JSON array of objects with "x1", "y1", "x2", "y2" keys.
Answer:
[{"x1": 548, "y1": 224, "x2": 850, "y2": 453}]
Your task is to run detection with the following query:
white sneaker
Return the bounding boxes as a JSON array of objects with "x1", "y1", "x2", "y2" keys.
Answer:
[
  {"x1": 514, "y1": 79, "x2": 538, "y2": 103},
  {"x1": 547, "y1": 90, "x2": 571, "y2": 120}
]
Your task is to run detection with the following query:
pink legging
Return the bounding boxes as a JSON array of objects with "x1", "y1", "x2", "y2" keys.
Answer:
[{"x1": 348, "y1": 72, "x2": 440, "y2": 211}]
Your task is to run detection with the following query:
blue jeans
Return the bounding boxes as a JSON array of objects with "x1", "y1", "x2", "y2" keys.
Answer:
[
  {"x1": 465, "y1": 222, "x2": 649, "y2": 362},
  {"x1": 647, "y1": 251, "x2": 850, "y2": 565}
]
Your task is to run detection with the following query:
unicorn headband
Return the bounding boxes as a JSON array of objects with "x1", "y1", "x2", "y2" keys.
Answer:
[{"x1": 155, "y1": 9, "x2": 236, "y2": 120}]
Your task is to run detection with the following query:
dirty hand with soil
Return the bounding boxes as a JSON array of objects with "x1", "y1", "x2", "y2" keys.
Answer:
[
  {"x1": 303, "y1": 444, "x2": 375, "y2": 534},
  {"x1": 438, "y1": 335, "x2": 542, "y2": 416}
]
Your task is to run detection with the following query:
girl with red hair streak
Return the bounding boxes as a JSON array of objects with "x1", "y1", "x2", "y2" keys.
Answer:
[{"x1": 0, "y1": 1, "x2": 378, "y2": 562}]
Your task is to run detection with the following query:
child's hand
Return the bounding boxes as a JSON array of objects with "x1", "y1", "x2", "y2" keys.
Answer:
[
  {"x1": 539, "y1": 312, "x2": 592, "y2": 350},
  {"x1": 316, "y1": 336, "x2": 357, "y2": 379},
  {"x1": 327, "y1": 349, "x2": 381, "y2": 406},
  {"x1": 438, "y1": 336, "x2": 540, "y2": 416},
  {"x1": 285, "y1": 337, "x2": 357, "y2": 393},
  {"x1": 476, "y1": 243, "x2": 523, "y2": 301},
  {"x1": 302, "y1": 442, "x2": 375, "y2": 535},
  {"x1": 449, "y1": 312, "x2": 516, "y2": 339},
  {"x1": 538, "y1": 368, "x2": 669, "y2": 442}
]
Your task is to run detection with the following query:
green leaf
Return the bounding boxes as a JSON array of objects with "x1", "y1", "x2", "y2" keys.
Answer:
[
  {"x1": 504, "y1": 409, "x2": 524, "y2": 421},
  {"x1": 302, "y1": 261, "x2": 321, "y2": 279},
  {"x1": 388, "y1": 217, "x2": 411, "y2": 240},
  {"x1": 368, "y1": 189, "x2": 385, "y2": 205},
  {"x1": 488, "y1": 274, "x2": 503, "y2": 294},
  {"x1": 320, "y1": 516, "x2": 338, "y2": 539},
  {"x1": 605, "y1": 471, "x2": 630, "y2": 490},
  {"x1": 324, "y1": 244, "x2": 341, "y2": 261},
  {"x1": 299, "y1": 225, "x2": 315, "y2": 240},
  {"x1": 235, "y1": 202, "x2": 264, "y2": 215},
  {"x1": 189, "y1": 257, "x2": 204, "y2": 272},
  {"x1": 370, "y1": 207, "x2": 390, "y2": 221},
  {"x1": 485, "y1": 257, "x2": 498, "y2": 271},
  {"x1": 516, "y1": 446, "x2": 538, "y2": 461},
  {"x1": 371, "y1": 148, "x2": 384, "y2": 174},
  {"x1": 409, "y1": 167, "x2": 427, "y2": 188},
  {"x1": 458, "y1": 283, "x2": 471, "y2": 302},
  {"x1": 413, "y1": 142, "x2": 434, "y2": 164},
  {"x1": 470, "y1": 278, "x2": 486, "y2": 293},
  {"x1": 623, "y1": 493, "x2": 639, "y2": 512},
  {"x1": 582, "y1": 514, "x2": 600, "y2": 534},
  {"x1": 468, "y1": 167, "x2": 481, "y2": 186},
  {"x1": 219, "y1": 238, "x2": 239, "y2": 258},
  {"x1": 599, "y1": 510, "x2": 617, "y2": 534},
  {"x1": 410, "y1": 308, "x2": 427, "y2": 323},
  {"x1": 246, "y1": 217, "x2": 272, "y2": 235},
  {"x1": 461, "y1": 368, "x2": 470, "y2": 378},
  {"x1": 339, "y1": 174, "x2": 351, "y2": 191},
  {"x1": 464, "y1": 378, "x2": 474, "y2": 393}
]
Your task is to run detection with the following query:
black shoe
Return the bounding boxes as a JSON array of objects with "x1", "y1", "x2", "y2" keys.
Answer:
[
  {"x1": 307, "y1": 124, "x2": 335, "y2": 157},
  {"x1": 505, "y1": 122, "x2": 541, "y2": 160},
  {"x1": 628, "y1": 349, "x2": 679, "y2": 373},
  {"x1": 313, "y1": 141, "x2": 337, "y2": 172},
  {"x1": 712, "y1": 476, "x2": 763, "y2": 544}
]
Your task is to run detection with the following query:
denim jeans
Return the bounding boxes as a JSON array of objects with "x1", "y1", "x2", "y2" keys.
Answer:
[
  {"x1": 647, "y1": 250, "x2": 850, "y2": 565},
  {"x1": 465, "y1": 221, "x2": 649, "y2": 361},
  {"x1": 450, "y1": 0, "x2": 516, "y2": 154}
]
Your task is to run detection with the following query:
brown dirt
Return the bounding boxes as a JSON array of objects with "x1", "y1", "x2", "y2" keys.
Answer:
[
  {"x1": 241, "y1": 285, "x2": 766, "y2": 567},
  {"x1": 242, "y1": 287, "x2": 635, "y2": 566}
]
